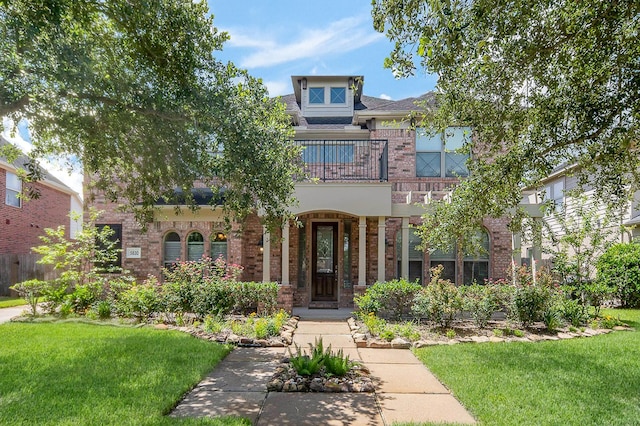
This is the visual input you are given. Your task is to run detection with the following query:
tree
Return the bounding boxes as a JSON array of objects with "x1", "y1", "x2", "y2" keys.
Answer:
[
  {"x1": 1, "y1": 1, "x2": 302, "y2": 230},
  {"x1": 372, "y1": 0, "x2": 640, "y2": 249}
]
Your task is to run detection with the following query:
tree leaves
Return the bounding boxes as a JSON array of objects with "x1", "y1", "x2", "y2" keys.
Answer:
[
  {"x1": 373, "y1": 0, "x2": 640, "y2": 248},
  {"x1": 1, "y1": 0, "x2": 302, "y2": 231}
]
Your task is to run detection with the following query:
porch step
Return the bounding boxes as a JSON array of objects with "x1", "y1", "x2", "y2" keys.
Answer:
[{"x1": 308, "y1": 301, "x2": 339, "y2": 310}]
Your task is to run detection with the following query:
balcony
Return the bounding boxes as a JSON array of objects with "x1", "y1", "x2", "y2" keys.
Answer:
[{"x1": 295, "y1": 139, "x2": 388, "y2": 182}]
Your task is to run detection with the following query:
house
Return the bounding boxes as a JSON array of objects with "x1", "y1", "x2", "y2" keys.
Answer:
[
  {"x1": 91, "y1": 76, "x2": 513, "y2": 310},
  {"x1": 0, "y1": 137, "x2": 83, "y2": 295},
  {"x1": 517, "y1": 164, "x2": 640, "y2": 271}
]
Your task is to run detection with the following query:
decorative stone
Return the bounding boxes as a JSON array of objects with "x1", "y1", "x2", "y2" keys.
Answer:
[
  {"x1": 489, "y1": 336, "x2": 505, "y2": 343},
  {"x1": 470, "y1": 336, "x2": 489, "y2": 343},
  {"x1": 414, "y1": 340, "x2": 440, "y2": 348},
  {"x1": 283, "y1": 380, "x2": 298, "y2": 392},
  {"x1": 353, "y1": 333, "x2": 367, "y2": 341},
  {"x1": 310, "y1": 378, "x2": 324, "y2": 392},
  {"x1": 368, "y1": 340, "x2": 392, "y2": 348},
  {"x1": 267, "y1": 379, "x2": 283, "y2": 392},
  {"x1": 613, "y1": 326, "x2": 628, "y2": 331},
  {"x1": 557, "y1": 332, "x2": 574, "y2": 339},
  {"x1": 391, "y1": 338, "x2": 411, "y2": 349},
  {"x1": 323, "y1": 381, "x2": 343, "y2": 393},
  {"x1": 154, "y1": 324, "x2": 168, "y2": 330}
]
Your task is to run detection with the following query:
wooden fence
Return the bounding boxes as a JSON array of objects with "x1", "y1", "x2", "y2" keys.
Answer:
[{"x1": 0, "y1": 254, "x2": 57, "y2": 296}]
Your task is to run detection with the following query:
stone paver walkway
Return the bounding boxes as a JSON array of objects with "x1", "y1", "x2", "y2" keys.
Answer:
[{"x1": 171, "y1": 318, "x2": 476, "y2": 425}]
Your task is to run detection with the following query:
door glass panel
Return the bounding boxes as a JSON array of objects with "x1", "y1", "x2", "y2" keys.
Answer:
[{"x1": 316, "y1": 225, "x2": 334, "y2": 273}]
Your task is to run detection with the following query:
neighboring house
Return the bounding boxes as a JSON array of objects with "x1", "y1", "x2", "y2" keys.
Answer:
[
  {"x1": 91, "y1": 76, "x2": 513, "y2": 310},
  {"x1": 518, "y1": 164, "x2": 639, "y2": 272},
  {"x1": 0, "y1": 137, "x2": 83, "y2": 295}
]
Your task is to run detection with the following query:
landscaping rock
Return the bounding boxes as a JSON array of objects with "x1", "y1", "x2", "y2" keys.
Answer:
[
  {"x1": 368, "y1": 340, "x2": 391, "y2": 348},
  {"x1": 390, "y1": 337, "x2": 411, "y2": 349},
  {"x1": 557, "y1": 332, "x2": 574, "y2": 339}
]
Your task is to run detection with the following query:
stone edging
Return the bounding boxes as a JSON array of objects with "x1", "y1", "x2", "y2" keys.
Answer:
[
  {"x1": 346, "y1": 317, "x2": 634, "y2": 349},
  {"x1": 156, "y1": 316, "x2": 300, "y2": 347}
]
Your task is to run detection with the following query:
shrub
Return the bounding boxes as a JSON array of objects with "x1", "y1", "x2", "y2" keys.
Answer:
[
  {"x1": 114, "y1": 278, "x2": 161, "y2": 320},
  {"x1": 512, "y1": 283, "x2": 547, "y2": 326},
  {"x1": 581, "y1": 280, "x2": 615, "y2": 317},
  {"x1": 67, "y1": 281, "x2": 104, "y2": 314},
  {"x1": 95, "y1": 300, "x2": 113, "y2": 319},
  {"x1": 10, "y1": 279, "x2": 47, "y2": 315},
  {"x1": 462, "y1": 283, "x2": 501, "y2": 328},
  {"x1": 359, "y1": 312, "x2": 388, "y2": 336},
  {"x1": 412, "y1": 265, "x2": 462, "y2": 327},
  {"x1": 232, "y1": 281, "x2": 279, "y2": 315},
  {"x1": 561, "y1": 298, "x2": 589, "y2": 327},
  {"x1": 596, "y1": 243, "x2": 640, "y2": 308},
  {"x1": 354, "y1": 279, "x2": 422, "y2": 320},
  {"x1": 542, "y1": 306, "x2": 562, "y2": 331}
]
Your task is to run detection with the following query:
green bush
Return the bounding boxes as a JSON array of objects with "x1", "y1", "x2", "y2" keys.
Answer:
[
  {"x1": 561, "y1": 298, "x2": 590, "y2": 327},
  {"x1": 355, "y1": 279, "x2": 422, "y2": 320},
  {"x1": 462, "y1": 283, "x2": 501, "y2": 328},
  {"x1": 412, "y1": 266, "x2": 462, "y2": 327},
  {"x1": 114, "y1": 278, "x2": 161, "y2": 320},
  {"x1": 512, "y1": 283, "x2": 548, "y2": 326},
  {"x1": 324, "y1": 349, "x2": 352, "y2": 377},
  {"x1": 10, "y1": 279, "x2": 47, "y2": 315},
  {"x1": 596, "y1": 243, "x2": 640, "y2": 308}
]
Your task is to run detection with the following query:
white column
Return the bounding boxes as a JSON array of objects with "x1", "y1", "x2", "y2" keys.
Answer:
[
  {"x1": 377, "y1": 216, "x2": 386, "y2": 283},
  {"x1": 512, "y1": 232, "x2": 522, "y2": 267},
  {"x1": 358, "y1": 216, "x2": 367, "y2": 286},
  {"x1": 401, "y1": 217, "x2": 410, "y2": 279},
  {"x1": 281, "y1": 221, "x2": 290, "y2": 286},
  {"x1": 262, "y1": 226, "x2": 271, "y2": 282}
]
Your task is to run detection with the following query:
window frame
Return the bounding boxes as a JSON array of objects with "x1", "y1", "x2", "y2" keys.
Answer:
[
  {"x1": 5, "y1": 171, "x2": 22, "y2": 207},
  {"x1": 416, "y1": 127, "x2": 471, "y2": 178},
  {"x1": 210, "y1": 231, "x2": 228, "y2": 261},
  {"x1": 163, "y1": 232, "x2": 182, "y2": 268},
  {"x1": 396, "y1": 229, "x2": 425, "y2": 285},
  {"x1": 309, "y1": 87, "x2": 325, "y2": 104},
  {"x1": 330, "y1": 87, "x2": 346, "y2": 104}
]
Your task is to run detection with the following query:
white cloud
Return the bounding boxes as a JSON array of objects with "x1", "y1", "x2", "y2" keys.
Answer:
[
  {"x1": 235, "y1": 16, "x2": 384, "y2": 68},
  {"x1": 263, "y1": 80, "x2": 290, "y2": 97},
  {"x1": 379, "y1": 93, "x2": 393, "y2": 100}
]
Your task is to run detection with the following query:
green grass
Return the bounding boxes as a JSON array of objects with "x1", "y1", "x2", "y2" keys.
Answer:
[
  {"x1": 0, "y1": 297, "x2": 27, "y2": 308},
  {"x1": 0, "y1": 322, "x2": 249, "y2": 425},
  {"x1": 412, "y1": 309, "x2": 640, "y2": 425}
]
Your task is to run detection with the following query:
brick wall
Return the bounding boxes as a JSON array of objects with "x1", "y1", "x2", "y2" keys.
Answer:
[{"x1": 0, "y1": 168, "x2": 71, "y2": 255}]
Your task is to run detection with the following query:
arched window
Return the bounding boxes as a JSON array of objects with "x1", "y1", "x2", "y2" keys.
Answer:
[
  {"x1": 396, "y1": 229, "x2": 424, "y2": 285},
  {"x1": 430, "y1": 245, "x2": 457, "y2": 284},
  {"x1": 164, "y1": 232, "x2": 181, "y2": 267},
  {"x1": 463, "y1": 230, "x2": 490, "y2": 285},
  {"x1": 187, "y1": 232, "x2": 204, "y2": 261},
  {"x1": 210, "y1": 231, "x2": 227, "y2": 261}
]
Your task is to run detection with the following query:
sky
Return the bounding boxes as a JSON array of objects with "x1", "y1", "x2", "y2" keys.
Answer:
[
  {"x1": 2, "y1": 1, "x2": 437, "y2": 197},
  {"x1": 209, "y1": 0, "x2": 437, "y2": 100}
]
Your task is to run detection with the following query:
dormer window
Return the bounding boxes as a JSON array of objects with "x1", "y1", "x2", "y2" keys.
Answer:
[
  {"x1": 330, "y1": 87, "x2": 346, "y2": 104},
  {"x1": 309, "y1": 87, "x2": 324, "y2": 104}
]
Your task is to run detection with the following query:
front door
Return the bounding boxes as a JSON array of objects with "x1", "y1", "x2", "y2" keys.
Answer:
[{"x1": 311, "y1": 222, "x2": 338, "y2": 301}]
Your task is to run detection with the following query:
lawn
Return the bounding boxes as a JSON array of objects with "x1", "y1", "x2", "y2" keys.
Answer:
[
  {"x1": 412, "y1": 308, "x2": 640, "y2": 426},
  {"x1": 0, "y1": 321, "x2": 249, "y2": 426},
  {"x1": 0, "y1": 297, "x2": 26, "y2": 308}
]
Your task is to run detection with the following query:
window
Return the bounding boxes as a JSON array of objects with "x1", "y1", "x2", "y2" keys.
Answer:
[
  {"x1": 95, "y1": 224, "x2": 122, "y2": 272},
  {"x1": 544, "y1": 180, "x2": 564, "y2": 214},
  {"x1": 309, "y1": 87, "x2": 324, "y2": 104},
  {"x1": 5, "y1": 171, "x2": 21, "y2": 207},
  {"x1": 187, "y1": 232, "x2": 204, "y2": 261},
  {"x1": 330, "y1": 87, "x2": 346, "y2": 104},
  {"x1": 429, "y1": 246, "x2": 456, "y2": 283},
  {"x1": 164, "y1": 232, "x2": 181, "y2": 267},
  {"x1": 210, "y1": 231, "x2": 227, "y2": 261},
  {"x1": 396, "y1": 229, "x2": 424, "y2": 285},
  {"x1": 301, "y1": 144, "x2": 354, "y2": 163},
  {"x1": 463, "y1": 230, "x2": 490, "y2": 285},
  {"x1": 416, "y1": 127, "x2": 471, "y2": 177},
  {"x1": 343, "y1": 220, "x2": 351, "y2": 287}
]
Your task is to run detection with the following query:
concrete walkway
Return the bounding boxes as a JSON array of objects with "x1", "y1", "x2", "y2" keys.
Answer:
[
  {"x1": 172, "y1": 317, "x2": 476, "y2": 425},
  {"x1": 0, "y1": 305, "x2": 28, "y2": 324}
]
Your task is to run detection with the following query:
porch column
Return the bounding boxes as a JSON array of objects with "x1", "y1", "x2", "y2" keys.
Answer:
[
  {"x1": 281, "y1": 220, "x2": 290, "y2": 286},
  {"x1": 262, "y1": 225, "x2": 271, "y2": 282},
  {"x1": 358, "y1": 216, "x2": 367, "y2": 286},
  {"x1": 512, "y1": 232, "x2": 522, "y2": 267},
  {"x1": 377, "y1": 216, "x2": 386, "y2": 283},
  {"x1": 401, "y1": 217, "x2": 410, "y2": 279}
]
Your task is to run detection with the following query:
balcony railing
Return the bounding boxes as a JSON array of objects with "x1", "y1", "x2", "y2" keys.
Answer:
[{"x1": 295, "y1": 139, "x2": 388, "y2": 182}]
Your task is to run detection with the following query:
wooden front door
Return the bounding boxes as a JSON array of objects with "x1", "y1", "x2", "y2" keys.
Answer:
[{"x1": 311, "y1": 222, "x2": 338, "y2": 301}]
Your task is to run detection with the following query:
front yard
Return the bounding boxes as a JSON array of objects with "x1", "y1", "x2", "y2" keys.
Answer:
[
  {"x1": 413, "y1": 308, "x2": 640, "y2": 425},
  {"x1": 0, "y1": 322, "x2": 248, "y2": 426}
]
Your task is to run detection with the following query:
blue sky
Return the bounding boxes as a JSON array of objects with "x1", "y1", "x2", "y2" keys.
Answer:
[{"x1": 209, "y1": 0, "x2": 437, "y2": 100}]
